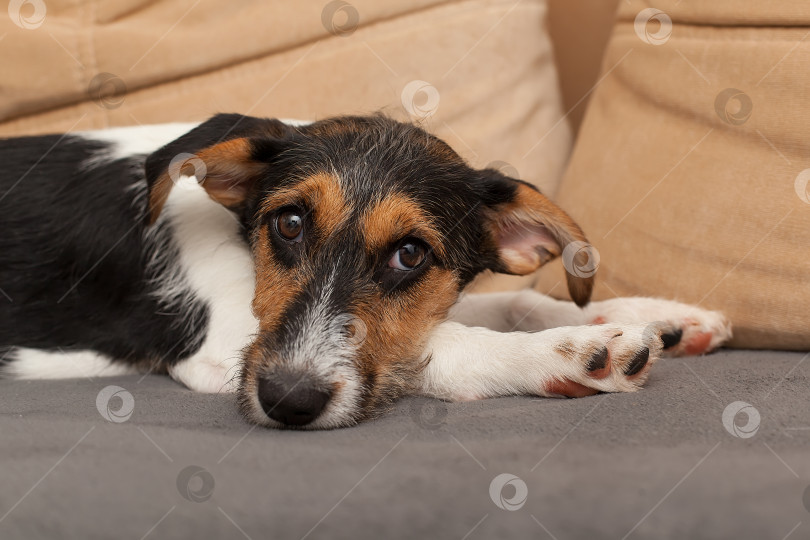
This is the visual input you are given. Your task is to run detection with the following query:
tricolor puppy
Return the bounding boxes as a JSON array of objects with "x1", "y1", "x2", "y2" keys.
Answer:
[{"x1": 0, "y1": 114, "x2": 732, "y2": 429}]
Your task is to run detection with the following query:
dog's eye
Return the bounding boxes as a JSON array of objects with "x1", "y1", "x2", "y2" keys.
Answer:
[
  {"x1": 276, "y1": 210, "x2": 304, "y2": 242},
  {"x1": 388, "y1": 240, "x2": 427, "y2": 271}
]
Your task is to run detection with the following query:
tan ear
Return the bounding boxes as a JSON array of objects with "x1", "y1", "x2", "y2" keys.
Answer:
[
  {"x1": 147, "y1": 138, "x2": 265, "y2": 224},
  {"x1": 486, "y1": 182, "x2": 595, "y2": 306}
]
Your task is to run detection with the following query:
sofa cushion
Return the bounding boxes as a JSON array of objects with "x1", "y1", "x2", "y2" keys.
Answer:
[
  {"x1": 0, "y1": 0, "x2": 571, "y2": 194},
  {"x1": 534, "y1": 1, "x2": 810, "y2": 349}
]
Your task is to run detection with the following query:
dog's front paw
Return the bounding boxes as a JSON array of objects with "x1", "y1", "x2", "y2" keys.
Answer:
[
  {"x1": 168, "y1": 356, "x2": 240, "y2": 393},
  {"x1": 539, "y1": 323, "x2": 664, "y2": 398},
  {"x1": 656, "y1": 314, "x2": 732, "y2": 357},
  {"x1": 588, "y1": 298, "x2": 732, "y2": 357}
]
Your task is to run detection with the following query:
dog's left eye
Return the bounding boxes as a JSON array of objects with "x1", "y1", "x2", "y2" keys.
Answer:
[
  {"x1": 388, "y1": 240, "x2": 427, "y2": 271},
  {"x1": 275, "y1": 209, "x2": 304, "y2": 242}
]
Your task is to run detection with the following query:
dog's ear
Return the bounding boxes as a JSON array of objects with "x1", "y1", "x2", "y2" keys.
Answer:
[
  {"x1": 144, "y1": 114, "x2": 295, "y2": 224},
  {"x1": 479, "y1": 169, "x2": 595, "y2": 306}
]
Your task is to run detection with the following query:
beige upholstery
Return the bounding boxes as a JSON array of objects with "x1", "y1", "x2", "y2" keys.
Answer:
[
  {"x1": 0, "y1": 0, "x2": 571, "y2": 200},
  {"x1": 534, "y1": 0, "x2": 810, "y2": 349},
  {"x1": 1, "y1": 0, "x2": 581, "y2": 293}
]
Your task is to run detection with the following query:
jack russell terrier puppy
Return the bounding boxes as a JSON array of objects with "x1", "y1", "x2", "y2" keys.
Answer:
[{"x1": 0, "y1": 114, "x2": 732, "y2": 429}]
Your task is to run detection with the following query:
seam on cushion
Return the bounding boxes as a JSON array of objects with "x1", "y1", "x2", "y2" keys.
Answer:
[
  {"x1": 101, "y1": 0, "x2": 162, "y2": 24},
  {"x1": 616, "y1": 13, "x2": 810, "y2": 29},
  {"x1": 613, "y1": 21, "x2": 810, "y2": 43},
  {"x1": 620, "y1": 20, "x2": 810, "y2": 29}
]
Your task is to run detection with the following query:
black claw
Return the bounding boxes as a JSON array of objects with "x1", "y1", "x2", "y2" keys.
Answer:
[
  {"x1": 624, "y1": 347, "x2": 650, "y2": 376},
  {"x1": 586, "y1": 347, "x2": 609, "y2": 372},
  {"x1": 661, "y1": 328, "x2": 683, "y2": 349}
]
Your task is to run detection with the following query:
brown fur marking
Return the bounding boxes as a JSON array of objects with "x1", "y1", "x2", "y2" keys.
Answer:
[
  {"x1": 148, "y1": 137, "x2": 264, "y2": 224},
  {"x1": 352, "y1": 266, "x2": 459, "y2": 410},
  {"x1": 485, "y1": 183, "x2": 594, "y2": 306},
  {"x1": 260, "y1": 172, "x2": 350, "y2": 240},
  {"x1": 251, "y1": 224, "x2": 311, "y2": 334},
  {"x1": 361, "y1": 194, "x2": 445, "y2": 258}
]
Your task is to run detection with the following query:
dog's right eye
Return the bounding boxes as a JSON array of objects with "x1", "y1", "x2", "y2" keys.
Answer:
[{"x1": 275, "y1": 209, "x2": 304, "y2": 242}]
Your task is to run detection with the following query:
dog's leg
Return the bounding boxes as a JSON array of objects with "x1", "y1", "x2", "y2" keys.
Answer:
[
  {"x1": 419, "y1": 321, "x2": 663, "y2": 401},
  {"x1": 449, "y1": 291, "x2": 585, "y2": 332},
  {"x1": 568, "y1": 296, "x2": 732, "y2": 356},
  {"x1": 2, "y1": 348, "x2": 137, "y2": 379},
  {"x1": 3, "y1": 346, "x2": 240, "y2": 392},
  {"x1": 168, "y1": 354, "x2": 242, "y2": 394},
  {"x1": 451, "y1": 291, "x2": 732, "y2": 356}
]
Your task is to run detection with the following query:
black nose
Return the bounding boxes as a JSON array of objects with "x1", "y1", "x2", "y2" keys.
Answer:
[{"x1": 257, "y1": 374, "x2": 330, "y2": 426}]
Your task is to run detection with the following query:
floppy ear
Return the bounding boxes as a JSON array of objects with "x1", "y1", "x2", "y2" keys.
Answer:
[
  {"x1": 144, "y1": 114, "x2": 294, "y2": 224},
  {"x1": 480, "y1": 169, "x2": 595, "y2": 306}
]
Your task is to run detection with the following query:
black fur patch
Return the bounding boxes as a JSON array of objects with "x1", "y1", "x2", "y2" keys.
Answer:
[
  {"x1": 0, "y1": 134, "x2": 207, "y2": 369},
  {"x1": 661, "y1": 328, "x2": 683, "y2": 349},
  {"x1": 586, "y1": 347, "x2": 609, "y2": 372},
  {"x1": 623, "y1": 347, "x2": 650, "y2": 376}
]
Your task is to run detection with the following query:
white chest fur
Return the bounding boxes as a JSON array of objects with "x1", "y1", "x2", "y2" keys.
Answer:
[{"x1": 159, "y1": 176, "x2": 259, "y2": 392}]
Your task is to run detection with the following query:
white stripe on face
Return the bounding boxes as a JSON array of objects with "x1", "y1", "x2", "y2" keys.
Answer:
[{"x1": 260, "y1": 272, "x2": 365, "y2": 429}]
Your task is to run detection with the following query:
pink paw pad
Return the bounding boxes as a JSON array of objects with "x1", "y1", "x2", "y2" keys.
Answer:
[
  {"x1": 545, "y1": 379, "x2": 600, "y2": 398},
  {"x1": 683, "y1": 331, "x2": 713, "y2": 355}
]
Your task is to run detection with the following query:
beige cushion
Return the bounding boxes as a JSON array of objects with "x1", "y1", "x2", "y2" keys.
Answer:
[
  {"x1": 1, "y1": 0, "x2": 570, "y2": 292},
  {"x1": 535, "y1": 1, "x2": 810, "y2": 349}
]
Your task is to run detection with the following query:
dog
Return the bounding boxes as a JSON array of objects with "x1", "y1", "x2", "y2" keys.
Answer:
[{"x1": 0, "y1": 114, "x2": 732, "y2": 429}]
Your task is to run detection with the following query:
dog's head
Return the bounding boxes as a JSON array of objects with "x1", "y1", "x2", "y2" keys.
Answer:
[{"x1": 146, "y1": 114, "x2": 594, "y2": 428}]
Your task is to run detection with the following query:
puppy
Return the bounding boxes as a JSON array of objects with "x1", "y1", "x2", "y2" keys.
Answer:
[{"x1": 0, "y1": 114, "x2": 732, "y2": 428}]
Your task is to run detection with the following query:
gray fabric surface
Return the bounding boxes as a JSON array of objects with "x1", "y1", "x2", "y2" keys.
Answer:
[{"x1": 1, "y1": 349, "x2": 808, "y2": 540}]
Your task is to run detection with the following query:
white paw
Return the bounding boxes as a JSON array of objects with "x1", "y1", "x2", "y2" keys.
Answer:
[
  {"x1": 587, "y1": 297, "x2": 733, "y2": 356},
  {"x1": 534, "y1": 323, "x2": 664, "y2": 398},
  {"x1": 168, "y1": 356, "x2": 240, "y2": 393}
]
